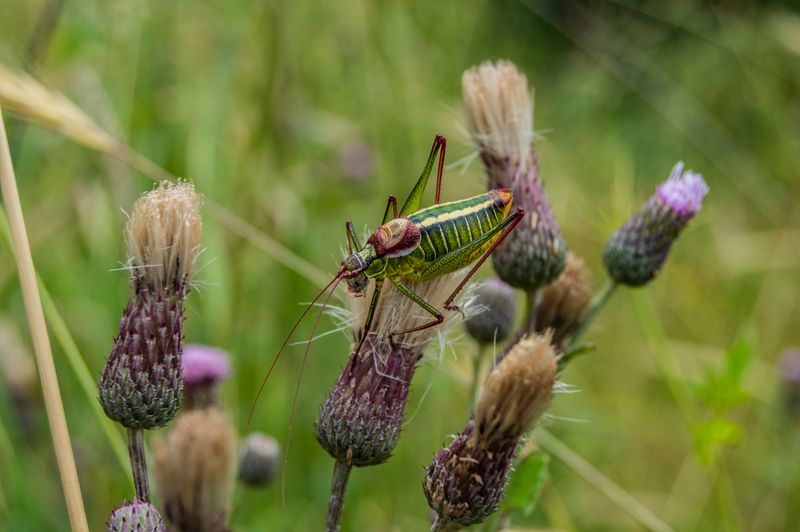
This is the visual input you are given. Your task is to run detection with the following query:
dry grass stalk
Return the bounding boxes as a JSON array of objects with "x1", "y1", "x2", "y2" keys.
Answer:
[
  {"x1": 0, "y1": 63, "x2": 329, "y2": 287},
  {"x1": 0, "y1": 105, "x2": 88, "y2": 531}
]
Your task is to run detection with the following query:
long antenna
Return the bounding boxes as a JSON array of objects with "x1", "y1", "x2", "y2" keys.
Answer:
[
  {"x1": 280, "y1": 276, "x2": 341, "y2": 506},
  {"x1": 246, "y1": 271, "x2": 343, "y2": 432}
]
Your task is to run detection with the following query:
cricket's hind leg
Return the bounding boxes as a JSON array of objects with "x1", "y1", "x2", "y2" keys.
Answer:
[
  {"x1": 386, "y1": 208, "x2": 525, "y2": 343},
  {"x1": 399, "y1": 134, "x2": 447, "y2": 216}
]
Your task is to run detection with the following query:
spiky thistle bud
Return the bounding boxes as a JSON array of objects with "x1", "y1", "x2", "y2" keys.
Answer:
[
  {"x1": 463, "y1": 60, "x2": 566, "y2": 290},
  {"x1": 153, "y1": 407, "x2": 237, "y2": 532},
  {"x1": 107, "y1": 499, "x2": 165, "y2": 532},
  {"x1": 316, "y1": 273, "x2": 467, "y2": 467},
  {"x1": 534, "y1": 253, "x2": 592, "y2": 348},
  {"x1": 424, "y1": 336, "x2": 556, "y2": 528},
  {"x1": 238, "y1": 432, "x2": 281, "y2": 486},
  {"x1": 99, "y1": 181, "x2": 202, "y2": 429},
  {"x1": 604, "y1": 162, "x2": 708, "y2": 287},
  {"x1": 464, "y1": 278, "x2": 517, "y2": 345},
  {"x1": 181, "y1": 344, "x2": 231, "y2": 410}
]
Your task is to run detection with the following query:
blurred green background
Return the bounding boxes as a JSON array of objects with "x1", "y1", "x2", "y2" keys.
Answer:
[{"x1": 1, "y1": 0, "x2": 799, "y2": 530}]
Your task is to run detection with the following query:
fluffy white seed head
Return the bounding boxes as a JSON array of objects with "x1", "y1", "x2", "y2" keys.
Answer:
[
  {"x1": 350, "y1": 271, "x2": 469, "y2": 351},
  {"x1": 463, "y1": 60, "x2": 534, "y2": 172},
  {"x1": 475, "y1": 334, "x2": 557, "y2": 444},
  {"x1": 126, "y1": 181, "x2": 203, "y2": 290}
]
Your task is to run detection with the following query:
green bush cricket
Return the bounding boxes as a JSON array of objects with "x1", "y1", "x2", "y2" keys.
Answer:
[{"x1": 250, "y1": 134, "x2": 524, "y2": 485}]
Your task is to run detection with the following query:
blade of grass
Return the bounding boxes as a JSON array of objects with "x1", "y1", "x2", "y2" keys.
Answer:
[
  {"x1": 0, "y1": 64, "x2": 329, "y2": 287},
  {"x1": 521, "y1": 0, "x2": 779, "y2": 223},
  {"x1": 533, "y1": 428, "x2": 674, "y2": 532},
  {"x1": 0, "y1": 106, "x2": 88, "y2": 531},
  {"x1": 0, "y1": 206, "x2": 130, "y2": 483}
]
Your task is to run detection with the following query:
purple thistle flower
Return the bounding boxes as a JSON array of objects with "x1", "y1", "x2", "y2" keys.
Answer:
[
  {"x1": 604, "y1": 162, "x2": 709, "y2": 287},
  {"x1": 107, "y1": 499, "x2": 165, "y2": 532},
  {"x1": 182, "y1": 345, "x2": 231, "y2": 386},
  {"x1": 316, "y1": 273, "x2": 468, "y2": 467},
  {"x1": 424, "y1": 336, "x2": 556, "y2": 528},
  {"x1": 463, "y1": 61, "x2": 566, "y2": 290},
  {"x1": 316, "y1": 337, "x2": 418, "y2": 466},
  {"x1": 99, "y1": 182, "x2": 202, "y2": 429},
  {"x1": 181, "y1": 344, "x2": 231, "y2": 409}
]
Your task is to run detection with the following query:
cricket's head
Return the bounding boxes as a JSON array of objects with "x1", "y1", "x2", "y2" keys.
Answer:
[{"x1": 340, "y1": 246, "x2": 376, "y2": 295}]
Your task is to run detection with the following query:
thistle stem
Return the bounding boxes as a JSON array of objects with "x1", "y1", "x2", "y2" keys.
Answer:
[
  {"x1": 523, "y1": 287, "x2": 540, "y2": 335},
  {"x1": 469, "y1": 344, "x2": 486, "y2": 407},
  {"x1": 563, "y1": 281, "x2": 617, "y2": 360},
  {"x1": 430, "y1": 514, "x2": 447, "y2": 532},
  {"x1": 127, "y1": 428, "x2": 150, "y2": 502},
  {"x1": 495, "y1": 287, "x2": 540, "y2": 365},
  {"x1": 325, "y1": 459, "x2": 352, "y2": 532}
]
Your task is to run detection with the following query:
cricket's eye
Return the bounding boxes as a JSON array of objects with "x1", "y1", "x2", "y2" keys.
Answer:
[{"x1": 368, "y1": 218, "x2": 421, "y2": 258}]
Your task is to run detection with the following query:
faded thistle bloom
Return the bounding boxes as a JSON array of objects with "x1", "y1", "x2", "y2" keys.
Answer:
[
  {"x1": 315, "y1": 272, "x2": 468, "y2": 467},
  {"x1": 424, "y1": 336, "x2": 556, "y2": 528},
  {"x1": 182, "y1": 344, "x2": 231, "y2": 410},
  {"x1": 153, "y1": 407, "x2": 237, "y2": 532},
  {"x1": 464, "y1": 278, "x2": 517, "y2": 345},
  {"x1": 463, "y1": 61, "x2": 565, "y2": 290},
  {"x1": 238, "y1": 432, "x2": 281, "y2": 486},
  {"x1": 107, "y1": 499, "x2": 165, "y2": 532},
  {"x1": 604, "y1": 162, "x2": 709, "y2": 287},
  {"x1": 534, "y1": 253, "x2": 592, "y2": 349},
  {"x1": 99, "y1": 181, "x2": 203, "y2": 429}
]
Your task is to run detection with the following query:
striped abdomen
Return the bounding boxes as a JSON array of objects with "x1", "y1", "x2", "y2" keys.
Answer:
[{"x1": 406, "y1": 189, "x2": 512, "y2": 264}]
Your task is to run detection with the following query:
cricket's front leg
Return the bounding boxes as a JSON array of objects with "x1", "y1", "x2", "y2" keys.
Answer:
[{"x1": 387, "y1": 276, "x2": 444, "y2": 344}]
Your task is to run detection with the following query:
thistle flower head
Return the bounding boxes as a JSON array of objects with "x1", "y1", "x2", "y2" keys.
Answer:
[
  {"x1": 238, "y1": 432, "x2": 281, "y2": 486},
  {"x1": 604, "y1": 162, "x2": 708, "y2": 287},
  {"x1": 316, "y1": 271, "x2": 468, "y2": 467},
  {"x1": 535, "y1": 253, "x2": 592, "y2": 347},
  {"x1": 126, "y1": 181, "x2": 203, "y2": 292},
  {"x1": 153, "y1": 407, "x2": 237, "y2": 532},
  {"x1": 475, "y1": 335, "x2": 556, "y2": 444},
  {"x1": 463, "y1": 60, "x2": 566, "y2": 289},
  {"x1": 464, "y1": 278, "x2": 517, "y2": 345},
  {"x1": 99, "y1": 182, "x2": 203, "y2": 429},
  {"x1": 351, "y1": 271, "x2": 468, "y2": 350},
  {"x1": 424, "y1": 335, "x2": 557, "y2": 527},
  {"x1": 107, "y1": 499, "x2": 165, "y2": 532},
  {"x1": 182, "y1": 344, "x2": 231, "y2": 409},
  {"x1": 463, "y1": 60, "x2": 533, "y2": 173}
]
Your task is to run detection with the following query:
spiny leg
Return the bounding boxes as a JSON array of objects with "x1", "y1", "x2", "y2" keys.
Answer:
[
  {"x1": 353, "y1": 277, "x2": 385, "y2": 354},
  {"x1": 345, "y1": 220, "x2": 363, "y2": 254},
  {"x1": 388, "y1": 207, "x2": 525, "y2": 342},
  {"x1": 381, "y1": 194, "x2": 398, "y2": 224},
  {"x1": 399, "y1": 134, "x2": 447, "y2": 216},
  {"x1": 441, "y1": 207, "x2": 524, "y2": 312},
  {"x1": 434, "y1": 135, "x2": 446, "y2": 204},
  {"x1": 387, "y1": 276, "x2": 444, "y2": 343}
]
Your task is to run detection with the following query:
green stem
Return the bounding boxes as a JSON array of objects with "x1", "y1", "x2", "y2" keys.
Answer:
[
  {"x1": 127, "y1": 428, "x2": 150, "y2": 502},
  {"x1": 523, "y1": 287, "x2": 540, "y2": 335},
  {"x1": 325, "y1": 460, "x2": 352, "y2": 532},
  {"x1": 469, "y1": 344, "x2": 486, "y2": 408},
  {"x1": 565, "y1": 281, "x2": 617, "y2": 351}
]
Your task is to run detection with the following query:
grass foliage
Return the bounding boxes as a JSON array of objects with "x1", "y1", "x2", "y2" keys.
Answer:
[{"x1": 1, "y1": 1, "x2": 799, "y2": 530}]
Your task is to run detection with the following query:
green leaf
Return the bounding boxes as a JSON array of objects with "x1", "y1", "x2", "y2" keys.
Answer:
[{"x1": 503, "y1": 452, "x2": 550, "y2": 517}]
